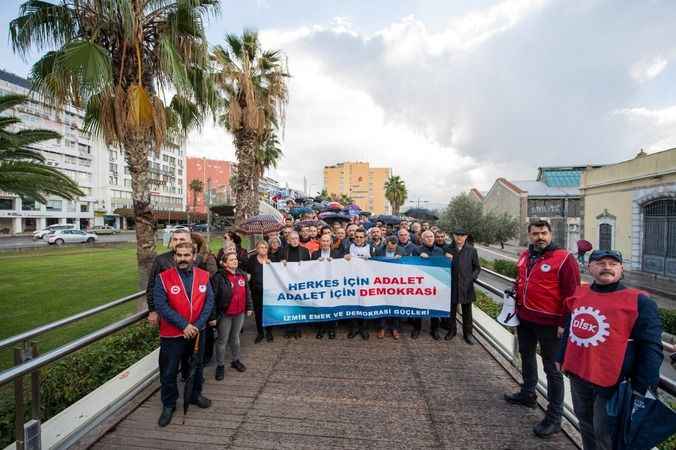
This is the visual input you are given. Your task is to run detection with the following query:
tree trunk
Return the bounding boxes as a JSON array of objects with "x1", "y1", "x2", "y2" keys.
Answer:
[
  {"x1": 234, "y1": 129, "x2": 258, "y2": 225},
  {"x1": 126, "y1": 134, "x2": 156, "y2": 311}
]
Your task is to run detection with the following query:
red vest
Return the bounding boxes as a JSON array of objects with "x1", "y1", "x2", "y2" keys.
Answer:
[
  {"x1": 562, "y1": 286, "x2": 639, "y2": 387},
  {"x1": 516, "y1": 249, "x2": 570, "y2": 318},
  {"x1": 158, "y1": 267, "x2": 210, "y2": 338}
]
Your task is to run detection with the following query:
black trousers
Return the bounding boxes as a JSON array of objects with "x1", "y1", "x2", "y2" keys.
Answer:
[
  {"x1": 252, "y1": 287, "x2": 271, "y2": 336},
  {"x1": 349, "y1": 319, "x2": 368, "y2": 332},
  {"x1": 412, "y1": 317, "x2": 443, "y2": 332},
  {"x1": 202, "y1": 325, "x2": 215, "y2": 364},
  {"x1": 375, "y1": 317, "x2": 401, "y2": 331},
  {"x1": 570, "y1": 375, "x2": 612, "y2": 450},
  {"x1": 159, "y1": 334, "x2": 205, "y2": 408},
  {"x1": 517, "y1": 320, "x2": 564, "y2": 424},
  {"x1": 449, "y1": 303, "x2": 473, "y2": 336},
  {"x1": 317, "y1": 321, "x2": 337, "y2": 333}
]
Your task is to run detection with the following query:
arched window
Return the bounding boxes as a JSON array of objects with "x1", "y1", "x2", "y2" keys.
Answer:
[
  {"x1": 599, "y1": 223, "x2": 612, "y2": 251},
  {"x1": 642, "y1": 198, "x2": 676, "y2": 277}
]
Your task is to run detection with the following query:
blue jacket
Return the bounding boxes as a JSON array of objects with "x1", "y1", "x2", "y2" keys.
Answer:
[
  {"x1": 153, "y1": 265, "x2": 215, "y2": 332},
  {"x1": 557, "y1": 282, "x2": 663, "y2": 396}
]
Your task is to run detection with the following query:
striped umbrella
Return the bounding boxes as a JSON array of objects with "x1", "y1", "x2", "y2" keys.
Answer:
[{"x1": 237, "y1": 214, "x2": 284, "y2": 235}]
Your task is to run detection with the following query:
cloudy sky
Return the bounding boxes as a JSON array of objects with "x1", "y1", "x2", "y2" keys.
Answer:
[{"x1": 2, "y1": 0, "x2": 676, "y2": 208}]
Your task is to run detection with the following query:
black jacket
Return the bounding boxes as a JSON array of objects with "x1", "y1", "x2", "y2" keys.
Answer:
[
  {"x1": 372, "y1": 245, "x2": 408, "y2": 257},
  {"x1": 146, "y1": 251, "x2": 175, "y2": 311},
  {"x1": 412, "y1": 244, "x2": 445, "y2": 257},
  {"x1": 210, "y1": 268, "x2": 253, "y2": 321},
  {"x1": 282, "y1": 244, "x2": 311, "y2": 262},
  {"x1": 449, "y1": 243, "x2": 481, "y2": 304},
  {"x1": 311, "y1": 248, "x2": 345, "y2": 260}
]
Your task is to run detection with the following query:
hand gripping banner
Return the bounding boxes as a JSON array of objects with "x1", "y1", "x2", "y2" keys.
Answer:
[{"x1": 262, "y1": 256, "x2": 451, "y2": 326}]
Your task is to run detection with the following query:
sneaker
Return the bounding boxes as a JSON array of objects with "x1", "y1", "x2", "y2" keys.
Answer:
[
  {"x1": 158, "y1": 406, "x2": 175, "y2": 427},
  {"x1": 231, "y1": 360, "x2": 247, "y2": 372},
  {"x1": 504, "y1": 391, "x2": 537, "y2": 408},
  {"x1": 533, "y1": 419, "x2": 561, "y2": 438},
  {"x1": 215, "y1": 365, "x2": 225, "y2": 381}
]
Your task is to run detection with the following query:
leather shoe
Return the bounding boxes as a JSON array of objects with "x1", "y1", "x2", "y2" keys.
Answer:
[
  {"x1": 316, "y1": 331, "x2": 324, "y2": 339},
  {"x1": 377, "y1": 329, "x2": 385, "y2": 339},
  {"x1": 360, "y1": 330, "x2": 370, "y2": 340},
  {"x1": 328, "y1": 330, "x2": 336, "y2": 339},
  {"x1": 431, "y1": 329, "x2": 441, "y2": 340},
  {"x1": 158, "y1": 406, "x2": 175, "y2": 427},
  {"x1": 347, "y1": 330, "x2": 357, "y2": 339},
  {"x1": 392, "y1": 330, "x2": 400, "y2": 340},
  {"x1": 254, "y1": 333, "x2": 264, "y2": 344},
  {"x1": 463, "y1": 335, "x2": 475, "y2": 345},
  {"x1": 231, "y1": 360, "x2": 246, "y2": 372},
  {"x1": 215, "y1": 365, "x2": 225, "y2": 381},
  {"x1": 190, "y1": 395, "x2": 212, "y2": 409},
  {"x1": 445, "y1": 330, "x2": 457, "y2": 341},
  {"x1": 411, "y1": 329, "x2": 420, "y2": 339},
  {"x1": 533, "y1": 419, "x2": 561, "y2": 438},
  {"x1": 504, "y1": 391, "x2": 537, "y2": 408}
]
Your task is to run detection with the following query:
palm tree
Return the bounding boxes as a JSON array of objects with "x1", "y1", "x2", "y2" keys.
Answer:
[
  {"x1": 189, "y1": 178, "x2": 203, "y2": 222},
  {"x1": 211, "y1": 30, "x2": 289, "y2": 224},
  {"x1": 0, "y1": 94, "x2": 83, "y2": 202},
  {"x1": 256, "y1": 132, "x2": 282, "y2": 177},
  {"x1": 10, "y1": 0, "x2": 219, "y2": 299},
  {"x1": 384, "y1": 175, "x2": 407, "y2": 215},
  {"x1": 339, "y1": 193, "x2": 353, "y2": 205}
]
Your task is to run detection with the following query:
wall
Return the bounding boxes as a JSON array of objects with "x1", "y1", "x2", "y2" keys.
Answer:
[
  {"x1": 483, "y1": 181, "x2": 526, "y2": 244},
  {"x1": 186, "y1": 157, "x2": 232, "y2": 214}
]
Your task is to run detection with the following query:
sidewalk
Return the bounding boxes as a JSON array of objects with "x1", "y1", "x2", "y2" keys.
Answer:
[{"x1": 479, "y1": 244, "x2": 676, "y2": 305}]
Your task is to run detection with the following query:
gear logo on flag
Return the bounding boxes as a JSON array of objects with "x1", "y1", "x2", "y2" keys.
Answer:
[{"x1": 569, "y1": 306, "x2": 610, "y2": 347}]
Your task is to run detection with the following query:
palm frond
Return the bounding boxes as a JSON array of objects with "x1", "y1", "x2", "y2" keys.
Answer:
[{"x1": 10, "y1": 0, "x2": 77, "y2": 56}]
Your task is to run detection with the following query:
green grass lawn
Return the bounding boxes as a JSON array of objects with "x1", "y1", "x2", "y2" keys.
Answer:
[{"x1": 0, "y1": 237, "x2": 227, "y2": 369}]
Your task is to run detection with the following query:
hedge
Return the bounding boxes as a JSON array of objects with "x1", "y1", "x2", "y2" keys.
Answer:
[
  {"x1": 0, "y1": 322, "x2": 158, "y2": 448},
  {"x1": 659, "y1": 308, "x2": 676, "y2": 336},
  {"x1": 493, "y1": 259, "x2": 518, "y2": 279}
]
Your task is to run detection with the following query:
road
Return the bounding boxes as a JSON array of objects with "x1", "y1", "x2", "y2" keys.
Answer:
[
  {"x1": 0, "y1": 232, "x2": 137, "y2": 250},
  {"x1": 474, "y1": 245, "x2": 676, "y2": 385}
]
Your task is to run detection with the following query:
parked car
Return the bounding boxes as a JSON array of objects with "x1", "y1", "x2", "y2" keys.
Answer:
[
  {"x1": 47, "y1": 229, "x2": 97, "y2": 245},
  {"x1": 90, "y1": 225, "x2": 120, "y2": 235},
  {"x1": 190, "y1": 223, "x2": 208, "y2": 232},
  {"x1": 33, "y1": 224, "x2": 75, "y2": 240},
  {"x1": 162, "y1": 225, "x2": 190, "y2": 247}
]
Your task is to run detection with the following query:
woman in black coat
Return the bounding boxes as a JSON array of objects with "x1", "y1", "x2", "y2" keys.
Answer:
[
  {"x1": 447, "y1": 228, "x2": 481, "y2": 344},
  {"x1": 247, "y1": 240, "x2": 273, "y2": 343}
]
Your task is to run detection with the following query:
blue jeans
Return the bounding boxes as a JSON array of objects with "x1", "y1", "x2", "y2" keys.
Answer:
[
  {"x1": 517, "y1": 320, "x2": 564, "y2": 423},
  {"x1": 159, "y1": 333, "x2": 205, "y2": 408}
]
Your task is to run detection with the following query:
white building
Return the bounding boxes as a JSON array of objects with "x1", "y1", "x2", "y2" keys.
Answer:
[
  {"x1": 0, "y1": 70, "x2": 187, "y2": 234},
  {"x1": 0, "y1": 70, "x2": 98, "y2": 234}
]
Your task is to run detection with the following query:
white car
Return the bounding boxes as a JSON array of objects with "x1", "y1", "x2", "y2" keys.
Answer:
[
  {"x1": 33, "y1": 224, "x2": 75, "y2": 240},
  {"x1": 90, "y1": 225, "x2": 120, "y2": 235},
  {"x1": 162, "y1": 225, "x2": 190, "y2": 247},
  {"x1": 47, "y1": 229, "x2": 97, "y2": 245}
]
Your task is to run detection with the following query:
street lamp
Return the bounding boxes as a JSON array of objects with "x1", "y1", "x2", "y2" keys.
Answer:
[{"x1": 406, "y1": 198, "x2": 430, "y2": 208}]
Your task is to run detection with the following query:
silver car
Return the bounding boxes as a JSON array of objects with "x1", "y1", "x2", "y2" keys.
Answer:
[
  {"x1": 47, "y1": 229, "x2": 97, "y2": 245},
  {"x1": 91, "y1": 225, "x2": 120, "y2": 235},
  {"x1": 32, "y1": 224, "x2": 75, "y2": 240}
]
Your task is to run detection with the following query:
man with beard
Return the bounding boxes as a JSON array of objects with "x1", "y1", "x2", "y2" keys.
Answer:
[
  {"x1": 411, "y1": 230, "x2": 446, "y2": 339},
  {"x1": 557, "y1": 250, "x2": 663, "y2": 450},
  {"x1": 369, "y1": 226, "x2": 384, "y2": 252},
  {"x1": 504, "y1": 220, "x2": 580, "y2": 438},
  {"x1": 154, "y1": 242, "x2": 214, "y2": 427},
  {"x1": 282, "y1": 231, "x2": 311, "y2": 338},
  {"x1": 147, "y1": 229, "x2": 192, "y2": 326},
  {"x1": 342, "y1": 223, "x2": 358, "y2": 253},
  {"x1": 300, "y1": 225, "x2": 320, "y2": 254},
  {"x1": 346, "y1": 228, "x2": 373, "y2": 340}
]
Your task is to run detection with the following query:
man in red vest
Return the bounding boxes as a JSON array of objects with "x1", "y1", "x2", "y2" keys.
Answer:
[
  {"x1": 504, "y1": 220, "x2": 580, "y2": 438},
  {"x1": 153, "y1": 242, "x2": 215, "y2": 427},
  {"x1": 557, "y1": 250, "x2": 663, "y2": 450}
]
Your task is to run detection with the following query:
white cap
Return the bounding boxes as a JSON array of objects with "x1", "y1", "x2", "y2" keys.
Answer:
[{"x1": 497, "y1": 291, "x2": 519, "y2": 327}]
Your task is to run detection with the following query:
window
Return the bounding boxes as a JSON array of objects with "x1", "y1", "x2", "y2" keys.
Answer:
[
  {"x1": 109, "y1": 163, "x2": 118, "y2": 173},
  {"x1": 109, "y1": 175, "x2": 118, "y2": 185},
  {"x1": 109, "y1": 150, "x2": 117, "y2": 161},
  {"x1": 0, "y1": 198, "x2": 13, "y2": 210},
  {"x1": 22, "y1": 198, "x2": 39, "y2": 211},
  {"x1": 65, "y1": 155, "x2": 77, "y2": 165},
  {"x1": 80, "y1": 203, "x2": 89, "y2": 212},
  {"x1": 47, "y1": 200, "x2": 62, "y2": 211}
]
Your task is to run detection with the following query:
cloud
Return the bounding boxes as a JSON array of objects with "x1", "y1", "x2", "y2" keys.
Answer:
[
  {"x1": 188, "y1": 0, "x2": 676, "y2": 203},
  {"x1": 630, "y1": 56, "x2": 668, "y2": 83}
]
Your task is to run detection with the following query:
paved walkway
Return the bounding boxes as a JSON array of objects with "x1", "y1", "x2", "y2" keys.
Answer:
[{"x1": 91, "y1": 322, "x2": 577, "y2": 450}]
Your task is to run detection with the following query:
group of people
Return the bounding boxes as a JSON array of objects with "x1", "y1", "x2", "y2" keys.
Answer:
[{"x1": 144, "y1": 213, "x2": 666, "y2": 450}]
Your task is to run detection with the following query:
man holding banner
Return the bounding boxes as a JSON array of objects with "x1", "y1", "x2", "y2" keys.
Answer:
[
  {"x1": 281, "y1": 231, "x2": 311, "y2": 339},
  {"x1": 311, "y1": 234, "x2": 344, "y2": 339},
  {"x1": 411, "y1": 230, "x2": 447, "y2": 339},
  {"x1": 346, "y1": 228, "x2": 374, "y2": 339}
]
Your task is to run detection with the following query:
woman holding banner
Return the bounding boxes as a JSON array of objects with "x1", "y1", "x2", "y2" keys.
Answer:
[{"x1": 247, "y1": 241, "x2": 273, "y2": 343}]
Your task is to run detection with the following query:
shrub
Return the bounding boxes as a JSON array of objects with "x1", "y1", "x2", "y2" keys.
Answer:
[
  {"x1": 659, "y1": 308, "x2": 676, "y2": 336},
  {"x1": 493, "y1": 259, "x2": 518, "y2": 279},
  {"x1": 0, "y1": 322, "x2": 158, "y2": 448},
  {"x1": 479, "y1": 257, "x2": 494, "y2": 270}
]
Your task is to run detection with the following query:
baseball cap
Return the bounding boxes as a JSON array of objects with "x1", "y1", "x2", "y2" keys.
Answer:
[{"x1": 589, "y1": 249, "x2": 623, "y2": 263}]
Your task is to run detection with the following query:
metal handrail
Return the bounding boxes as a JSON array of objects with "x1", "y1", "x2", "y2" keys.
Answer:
[
  {"x1": 0, "y1": 310, "x2": 147, "y2": 388},
  {"x1": 474, "y1": 272, "x2": 676, "y2": 398},
  {"x1": 0, "y1": 291, "x2": 144, "y2": 352}
]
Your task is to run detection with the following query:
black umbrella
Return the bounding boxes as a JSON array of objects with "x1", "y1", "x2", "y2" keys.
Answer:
[
  {"x1": 403, "y1": 208, "x2": 438, "y2": 221},
  {"x1": 373, "y1": 214, "x2": 401, "y2": 225},
  {"x1": 182, "y1": 331, "x2": 201, "y2": 423},
  {"x1": 318, "y1": 212, "x2": 351, "y2": 224},
  {"x1": 294, "y1": 219, "x2": 328, "y2": 230}
]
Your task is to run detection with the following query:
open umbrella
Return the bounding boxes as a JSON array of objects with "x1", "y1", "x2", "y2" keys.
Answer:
[
  {"x1": 373, "y1": 214, "x2": 401, "y2": 225},
  {"x1": 325, "y1": 201, "x2": 344, "y2": 211},
  {"x1": 237, "y1": 214, "x2": 284, "y2": 235},
  {"x1": 403, "y1": 208, "x2": 439, "y2": 221},
  {"x1": 318, "y1": 212, "x2": 351, "y2": 224},
  {"x1": 290, "y1": 206, "x2": 313, "y2": 218},
  {"x1": 359, "y1": 211, "x2": 372, "y2": 217},
  {"x1": 182, "y1": 331, "x2": 201, "y2": 424}
]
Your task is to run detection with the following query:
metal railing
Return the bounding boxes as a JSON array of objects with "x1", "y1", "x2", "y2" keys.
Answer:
[
  {"x1": 0, "y1": 291, "x2": 146, "y2": 450},
  {"x1": 474, "y1": 270, "x2": 676, "y2": 397}
]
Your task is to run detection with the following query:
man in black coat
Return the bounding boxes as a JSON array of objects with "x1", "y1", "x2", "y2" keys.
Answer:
[
  {"x1": 281, "y1": 230, "x2": 311, "y2": 338},
  {"x1": 373, "y1": 236, "x2": 408, "y2": 339},
  {"x1": 447, "y1": 227, "x2": 481, "y2": 344},
  {"x1": 311, "y1": 234, "x2": 343, "y2": 339}
]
